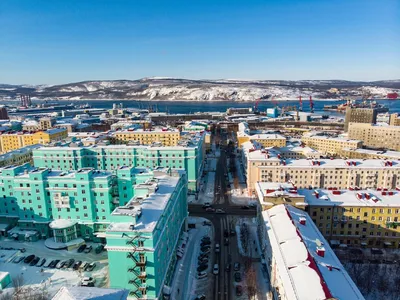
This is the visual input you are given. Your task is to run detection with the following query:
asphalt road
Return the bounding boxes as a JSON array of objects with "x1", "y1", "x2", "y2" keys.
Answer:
[{"x1": 189, "y1": 137, "x2": 257, "y2": 300}]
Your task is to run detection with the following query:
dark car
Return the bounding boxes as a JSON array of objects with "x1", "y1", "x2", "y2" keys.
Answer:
[
  {"x1": 197, "y1": 265, "x2": 208, "y2": 272},
  {"x1": 24, "y1": 255, "x2": 35, "y2": 264},
  {"x1": 64, "y1": 259, "x2": 75, "y2": 269},
  {"x1": 198, "y1": 259, "x2": 209, "y2": 265},
  {"x1": 29, "y1": 256, "x2": 40, "y2": 266},
  {"x1": 194, "y1": 295, "x2": 206, "y2": 300},
  {"x1": 224, "y1": 230, "x2": 229, "y2": 237},
  {"x1": 224, "y1": 238, "x2": 229, "y2": 246},
  {"x1": 73, "y1": 261, "x2": 82, "y2": 270},
  {"x1": 201, "y1": 240, "x2": 211, "y2": 246},
  {"x1": 84, "y1": 245, "x2": 93, "y2": 253},
  {"x1": 48, "y1": 259, "x2": 60, "y2": 268},
  {"x1": 56, "y1": 260, "x2": 67, "y2": 269},
  {"x1": 37, "y1": 258, "x2": 46, "y2": 267},
  {"x1": 85, "y1": 262, "x2": 96, "y2": 272},
  {"x1": 234, "y1": 262, "x2": 240, "y2": 271},
  {"x1": 201, "y1": 246, "x2": 211, "y2": 252},
  {"x1": 77, "y1": 244, "x2": 87, "y2": 253},
  {"x1": 234, "y1": 272, "x2": 242, "y2": 282},
  {"x1": 95, "y1": 244, "x2": 105, "y2": 254},
  {"x1": 13, "y1": 256, "x2": 25, "y2": 264},
  {"x1": 241, "y1": 205, "x2": 250, "y2": 209},
  {"x1": 230, "y1": 229, "x2": 236, "y2": 236},
  {"x1": 225, "y1": 263, "x2": 231, "y2": 272},
  {"x1": 202, "y1": 236, "x2": 211, "y2": 241},
  {"x1": 236, "y1": 285, "x2": 243, "y2": 296}
]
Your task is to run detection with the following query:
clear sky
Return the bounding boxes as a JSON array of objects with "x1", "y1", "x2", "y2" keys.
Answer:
[{"x1": 0, "y1": 0, "x2": 399, "y2": 84}]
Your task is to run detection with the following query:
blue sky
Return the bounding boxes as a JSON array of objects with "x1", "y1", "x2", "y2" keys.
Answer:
[{"x1": 0, "y1": 0, "x2": 399, "y2": 84}]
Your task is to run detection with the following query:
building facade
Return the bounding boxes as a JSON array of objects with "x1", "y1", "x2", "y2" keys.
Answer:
[
  {"x1": 389, "y1": 113, "x2": 400, "y2": 126},
  {"x1": 302, "y1": 132, "x2": 362, "y2": 155},
  {"x1": 106, "y1": 170, "x2": 188, "y2": 299},
  {"x1": 348, "y1": 122, "x2": 400, "y2": 151},
  {"x1": 0, "y1": 144, "x2": 41, "y2": 168},
  {"x1": 344, "y1": 107, "x2": 379, "y2": 131},
  {"x1": 32, "y1": 133, "x2": 205, "y2": 193},
  {"x1": 111, "y1": 128, "x2": 180, "y2": 146}
]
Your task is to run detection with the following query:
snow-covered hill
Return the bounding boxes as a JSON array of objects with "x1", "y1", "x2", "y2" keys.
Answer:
[{"x1": 0, "y1": 78, "x2": 399, "y2": 101}]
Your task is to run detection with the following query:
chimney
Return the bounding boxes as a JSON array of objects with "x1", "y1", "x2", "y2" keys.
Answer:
[
  {"x1": 316, "y1": 246, "x2": 325, "y2": 257},
  {"x1": 299, "y1": 217, "x2": 306, "y2": 225}
]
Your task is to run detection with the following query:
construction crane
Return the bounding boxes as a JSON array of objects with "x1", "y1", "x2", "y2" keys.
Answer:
[
  {"x1": 309, "y1": 96, "x2": 314, "y2": 113},
  {"x1": 254, "y1": 98, "x2": 262, "y2": 113},
  {"x1": 299, "y1": 96, "x2": 303, "y2": 111}
]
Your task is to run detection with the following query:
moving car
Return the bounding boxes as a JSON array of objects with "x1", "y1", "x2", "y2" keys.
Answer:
[
  {"x1": 205, "y1": 207, "x2": 215, "y2": 212},
  {"x1": 224, "y1": 238, "x2": 229, "y2": 246},
  {"x1": 215, "y1": 244, "x2": 220, "y2": 253},
  {"x1": 225, "y1": 263, "x2": 231, "y2": 272},
  {"x1": 215, "y1": 208, "x2": 225, "y2": 214},
  {"x1": 230, "y1": 229, "x2": 236, "y2": 236},
  {"x1": 224, "y1": 230, "x2": 229, "y2": 237},
  {"x1": 213, "y1": 264, "x2": 219, "y2": 275},
  {"x1": 241, "y1": 205, "x2": 250, "y2": 209}
]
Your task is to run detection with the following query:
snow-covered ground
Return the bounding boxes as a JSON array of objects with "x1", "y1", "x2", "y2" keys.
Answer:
[
  {"x1": 0, "y1": 239, "x2": 108, "y2": 298},
  {"x1": 195, "y1": 172, "x2": 215, "y2": 205},
  {"x1": 169, "y1": 217, "x2": 214, "y2": 300},
  {"x1": 235, "y1": 218, "x2": 261, "y2": 259}
]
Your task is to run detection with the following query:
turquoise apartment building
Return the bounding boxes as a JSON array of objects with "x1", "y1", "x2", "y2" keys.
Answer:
[
  {"x1": 32, "y1": 132, "x2": 205, "y2": 193},
  {"x1": 106, "y1": 169, "x2": 188, "y2": 299}
]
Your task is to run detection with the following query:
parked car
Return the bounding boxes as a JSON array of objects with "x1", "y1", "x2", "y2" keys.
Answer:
[
  {"x1": 24, "y1": 255, "x2": 35, "y2": 264},
  {"x1": 56, "y1": 260, "x2": 66, "y2": 269},
  {"x1": 196, "y1": 272, "x2": 207, "y2": 279},
  {"x1": 13, "y1": 256, "x2": 25, "y2": 264},
  {"x1": 224, "y1": 230, "x2": 229, "y2": 237},
  {"x1": 230, "y1": 229, "x2": 236, "y2": 236},
  {"x1": 215, "y1": 244, "x2": 220, "y2": 253},
  {"x1": 194, "y1": 294, "x2": 206, "y2": 300},
  {"x1": 73, "y1": 261, "x2": 82, "y2": 270},
  {"x1": 201, "y1": 236, "x2": 211, "y2": 242},
  {"x1": 215, "y1": 208, "x2": 225, "y2": 214},
  {"x1": 37, "y1": 258, "x2": 46, "y2": 267},
  {"x1": 64, "y1": 258, "x2": 75, "y2": 269},
  {"x1": 197, "y1": 265, "x2": 208, "y2": 272},
  {"x1": 202, "y1": 203, "x2": 211, "y2": 209},
  {"x1": 95, "y1": 244, "x2": 105, "y2": 254},
  {"x1": 80, "y1": 261, "x2": 89, "y2": 270},
  {"x1": 213, "y1": 264, "x2": 219, "y2": 275},
  {"x1": 49, "y1": 259, "x2": 60, "y2": 268},
  {"x1": 81, "y1": 276, "x2": 95, "y2": 287},
  {"x1": 234, "y1": 272, "x2": 242, "y2": 282},
  {"x1": 29, "y1": 256, "x2": 40, "y2": 266},
  {"x1": 203, "y1": 220, "x2": 212, "y2": 226},
  {"x1": 84, "y1": 245, "x2": 93, "y2": 254},
  {"x1": 201, "y1": 240, "x2": 211, "y2": 246},
  {"x1": 224, "y1": 238, "x2": 229, "y2": 246},
  {"x1": 236, "y1": 285, "x2": 243, "y2": 296},
  {"x1": 77, "y1": 244, "x2": 87, "y2": 253},
  {"x1": 201, "y1": 246, "x2": 211, "y2": 252},
  {"x1": 234, "y1": 262, "x2": 240, "y2": 271},
  {"x1": 205, "y1": 207, "x2": 215, "y2": 212},
  {"x1": 85, "y1": 262, "x2": 96, "y2": 272},
  {"x1": 201, "y1": 249, "x2": 210, "y2": 255}
]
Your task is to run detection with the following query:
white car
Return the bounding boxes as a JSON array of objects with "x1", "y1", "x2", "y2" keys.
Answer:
[
  {"x1": 213, "y1": 264, "x2": 219, "y2": 275},
  {"x1": 197, "y1": 271, "x2": 208, "y2": 279},
  {"x1": 215, "y1": 208, "x2": 225, "y2": 214},
  {"x1": 215, "y1": 243, "x2": 220, "y2": 253}
]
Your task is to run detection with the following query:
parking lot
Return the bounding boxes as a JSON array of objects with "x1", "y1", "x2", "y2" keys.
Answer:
[{"x1": 0, "y1": 238, "x2": 108, "y2": 298}]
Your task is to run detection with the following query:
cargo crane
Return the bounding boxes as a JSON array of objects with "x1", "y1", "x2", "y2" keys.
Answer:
[
  {"x1": 19, "y1": 95, "x2": 32, "y2": 108},
  {"x1": 309, "y1": 96, "x2": 314, "y2": 113},
  {"x1": 254, "y1": 98, "x2": 262, "y2": 113},
  {"x1": 298, "y1": 96, "x2": 303, "y2": 111}
]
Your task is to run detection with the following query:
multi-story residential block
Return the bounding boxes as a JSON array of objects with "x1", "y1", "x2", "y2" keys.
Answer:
[
  {"x1": 340, "y1": 148, "x2": 400, "y2": 160},
  {"x1": 389, "y1": 113, "x2": 400, "y2": 126},
  {"x1": 0, "y1": 106, "x2": 8, "y2": 120},
  {"x1": 237, "y1": 122, "x2": 286, "y2": 147},
  {"x1": 0, "y1": 128, "x2": 67, "y2": 154},
  {"x1": 246, "y1": 154, "x2": 400, "y2": 195},
  {"x1": 301, "y1": 132, "x2": 362, "y2": 155},
  {"x1": 259, "y1": 204, "x2": 364, "y2": 299},
  {"x1": 22, "y1": 120, "x2": 39, "y2": 131},
  {"x1": 344, "y1": 106, "x2": 385, "y2": 131},
  {"x1": 348, "y1": 123, "x2": 400, "y2": 151},
  {"x1": 111, "y1": 128, "x2": 180, "y2": 146},
  {"x1": 39, "y1": 117, "x2": 56, "y2": 131},
  {"x1": 0, "y1": 144, "x2": 41, "y2": 168},
  {"x1": 32, "y1": 133, "x2": 205, "y2": 192},
  {"x1": 106, "y1": 170, "x2": 188, "y2": 299}
]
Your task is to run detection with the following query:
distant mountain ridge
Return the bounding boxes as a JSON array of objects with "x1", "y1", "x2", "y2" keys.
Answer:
[{"x1": 0, "y1": 78, "x2": 399, "y2": 101}]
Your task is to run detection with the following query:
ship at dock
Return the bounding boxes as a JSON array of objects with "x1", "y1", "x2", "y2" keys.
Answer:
[{"x1": 324, "y1": 99, "x2": 389, "y2": 113}]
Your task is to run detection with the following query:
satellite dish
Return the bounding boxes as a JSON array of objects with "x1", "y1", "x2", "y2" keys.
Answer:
[{"x1": 316, "y1": 239, "x2": 322, "y2": 247}]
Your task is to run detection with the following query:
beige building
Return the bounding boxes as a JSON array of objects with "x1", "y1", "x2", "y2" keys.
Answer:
[
  {"x1": 389, "y1": 113, "x2": 400, "y2": 126},
  {"x1": 340, "y1": 148, "x2": 400, "y2": 160},
  {"x1": 348, "y1": 123, "x2": 400, "y2": 151},
  {"x1": 39, "y1": 117, "x2": 56, "y2": 130},
  {"x1": 344, "y1": 107, "x2": 378, "y2": 131},
  {"x1": 246, "y1": 155, "x2": 400, "y2": 196},
  {"x1": 111, "y1": 128, "x2": 180, "y2": 146},
  {"x1": 301, "y1": 132, "x2": 362, "y2": 155},
  {"x1": 237, "y1": 122, "x2": 286, "y2": 148}
]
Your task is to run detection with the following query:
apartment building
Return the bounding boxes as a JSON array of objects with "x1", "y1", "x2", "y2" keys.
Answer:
[
  {"x1": 39, "y1": 117, "x2": 56, "y2": 131},
  {"x1": 237, "y1": 122, "x2": 286, "y2": 148},
  {"x1": 111, "y1": 128, "x2": 180, "y2": 146},
  {"x1": 32, "y1": 133, "x2": 205, "y2": 192},
  {"x1": 246, "y1": 154, "x2": 400, "y2": 195},
  {"x1": 0, "y1": 128, "x2": 67, "y2": 154},
  {"x1": 259, "y1": 204, "x2": 363, "y2": 300},
  {"x1": 0, "y1": 144, "x2": 41, "y2": 168},
  {"x1": 389, "y1": 113, "x2": 400, "y2": 126},
  {"x1": 340, "y1": 148, "x2": 400, "y2": 160},
  {"x1": 300, "y1": 188, "x2": 400, "y2": 249},
  {"x1": 106, "y1": 170, "x2": 188, "y2": 299},
  {"x1": 348, "y1": 123, "x2": 400, "y2": 151},
  {"x1": 344, "y1": 106, "x2": 381, "y2": 131},
  {"x1": 302, "y1": 132, "x2": 362, "y2": 155}
]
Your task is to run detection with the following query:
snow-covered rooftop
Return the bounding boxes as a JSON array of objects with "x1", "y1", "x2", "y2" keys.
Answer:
[
  {"x1": 52, "y1": 286, "x2": 129, "y2": 300},
  {"x1": 342, "y1": 147, "x2": 400, "y2": 159},
  {"x1": 262, "y1": 204, "x2": 364, "y2": 300},
  {"x1": 299, "y1": 188, "x2": 400, "y2": 207}
]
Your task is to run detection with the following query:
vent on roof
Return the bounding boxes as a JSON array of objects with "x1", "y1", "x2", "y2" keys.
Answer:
[
  {"x1": 299, "y1": 217, "x2": 306, "y2": 225},
  {"x1": 316, "y1": 246, "x2": 325, "y2": 257}
]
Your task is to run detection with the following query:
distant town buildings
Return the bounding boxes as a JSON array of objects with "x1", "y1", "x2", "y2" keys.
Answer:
[
  {"x1": 0, "y1": 106, "x2": 9, "y2": 120},
  {"x1": 344, "y1": 107, "x2": 379, "y2": 131},
  {"x1": 301, "y1": 132, "x2": 362, "y2": 155},
  {"x1": 389, "y1": 113, "x2": 400, "y2": 126},
  {"x1": 111, "y1": 128, "x2": 180, "y2": 146},
  {"x1": 0, "y1": 144, "x2": 41, "y2": 168},
  {"x1": 237, "y1": 122, "x2": 286, "y2": 148}
]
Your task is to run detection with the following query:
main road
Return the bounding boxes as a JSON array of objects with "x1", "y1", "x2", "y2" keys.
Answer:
[{"x1": 189, "y1": 138, "x2": 258, "y2": 300}]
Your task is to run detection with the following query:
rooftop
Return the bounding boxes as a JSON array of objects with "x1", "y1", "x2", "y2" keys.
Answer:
[
  {"x1": 52, "y1": 286, "x2": 129, "y2": 300},
  {"x1": 262, "y1": 204, "x2": 364, "y2": 300},
  {"x1": 342, "y1": 147, "x2": 400, "y2": 159}
]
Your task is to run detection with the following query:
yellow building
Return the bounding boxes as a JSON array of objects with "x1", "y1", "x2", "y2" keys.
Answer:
[
  {"x1": 302, "y1": 132, "x2": 362, "y2": 155},
  {"x1": 389, "y1": 113, "x2": 400, "y2": 126},
  {"x1": 300, "y1": 188, "x2": 400, "y2": 248},
  {"x1": 348, "y1": 122, "x2": 400, "y2": 151},
  {"x1": 237, "y1": 122, "x2": 286, "y2": 148},
  {"x1": 111, "y1": 128, "x2": 180, "y2": 146},
  {"x1": 340, "y1": 148, "x2": 400, "y2": 160},
  {"x1": 255, "y1": 181, "x2": 400, "y2": 248},
  {"x1": 246, "y1": 155, "x2": 400, "y2": 196},
  {"x1": 0, "y1": 128, "x2": 67, "y2": 154}
]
